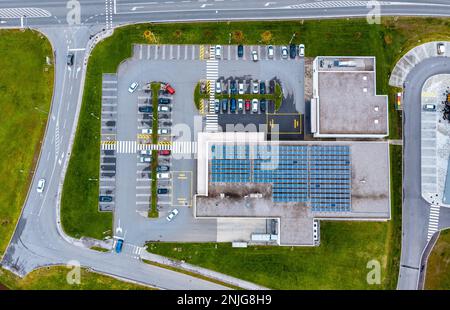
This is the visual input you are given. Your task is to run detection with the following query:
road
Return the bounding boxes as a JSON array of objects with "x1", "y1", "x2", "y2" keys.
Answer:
[
  {"x1": 1, "y1": 0, "x2": 450, "y2": 290},
  {"x1": 398, "y1": 57, "x2": 450, "y2": 290}
]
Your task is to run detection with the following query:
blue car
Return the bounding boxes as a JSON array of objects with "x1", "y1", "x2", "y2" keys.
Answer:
[
  {"x1": 115, "y1": 239, "x2": 123, "y2": 253},
  {"x1": 230, "y1": 98, "x2": 236, "y2": 113},
  {"x1": 221, "y1": 99, "x2": 228, "y2": 112}
]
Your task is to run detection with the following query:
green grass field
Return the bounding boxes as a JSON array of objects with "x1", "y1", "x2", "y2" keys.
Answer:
[
  {"x1": 425, "y1": 229, "x2": 450, "y2": 290},
  {"x1": 62, "y1": 18, "x2": 447, "y2": 245},
  {"x1": 0, "y1": 30, "x2": 53, "y2": 256},
  {"x1": 146, "y1": 145, "x2": 403, "y2": 290},
  {"x1": 0, "y1": 266, "x2": 151, "y2": 290}
]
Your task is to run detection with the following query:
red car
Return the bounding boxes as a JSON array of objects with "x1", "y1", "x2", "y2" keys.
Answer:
[
  {"x1": 164, "y1": 83, "x2": 175, "y2": 95},
  {"x1": 245, "y1": 99, "x2": 251, "y2": 111},
  {"x1": 158, "y1": 150, "x2": 171, "y2": 156}
]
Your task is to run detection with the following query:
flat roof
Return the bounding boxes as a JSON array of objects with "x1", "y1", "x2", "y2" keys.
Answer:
[
  {"x1": 194, "y1": 133, "x2": 391, "y2": 246},
  {"x1": 314, "y1": 57, "x2": 388, "y2": 137}
]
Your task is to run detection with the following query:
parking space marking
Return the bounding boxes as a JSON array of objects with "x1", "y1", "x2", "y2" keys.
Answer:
[{"x1": 162, "y1": 45, "x2": 166, "y2": 60}]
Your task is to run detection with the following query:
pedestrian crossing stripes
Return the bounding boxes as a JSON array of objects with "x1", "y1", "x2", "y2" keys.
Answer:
[
  {"x1": 101, "y1": 141, "x2": 173, "y2": 152},
  {"x1": 205, "y1": 58, "x2": 219, "y2": 132},
  {"x1": 285, "y1": 1, "x2": 391, "y2": 9},
  {"x1": 205, "y1": 114, "x2": 219, "y2": 132},
  {"x1": 427, "y1": 204, "x2": 441, "y2": 241},
  {"x1": 0, "y1": 8, "x2": 51, "y2": 18},
  {"x1": 209, "y1": 45, "x2": 216, "y2": 60},
  {"x1": 172, "y1": 141, "x2": 198, "y2": 154}
]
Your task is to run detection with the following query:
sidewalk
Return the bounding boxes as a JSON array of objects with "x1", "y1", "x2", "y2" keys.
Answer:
[{"x1": 140, "y1": 251, "x2": 269, "y2": 290}]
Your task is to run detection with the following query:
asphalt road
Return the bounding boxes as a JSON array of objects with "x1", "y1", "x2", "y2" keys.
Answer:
[
  {"x1": 1, "y1": 0, "x2": 450, "y2": 290},
  {"x1": 398, "y1": 57, "x2": 450, "y2": 290}
]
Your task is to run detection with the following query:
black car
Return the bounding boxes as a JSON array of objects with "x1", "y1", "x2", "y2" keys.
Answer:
[
  {"x1": 230, "y1": 81, "x2": 237, "y2": 94},
  {"x1": 269, "y1": 80, "x2": 275, "y2": 94},
  {"x1": 259, "y1": 82, "x2": 266, "y2": 95},
  {"x1": 237, "y1": 45, "x2": 244, "y2": 58},
  {"x1": 139, "y1": 106, "x2": 153, "y2": 113},
  {"x1": 67, "y1": 53, "x2": 74, "y2": 66},
  {"x1": 99, "y1": 195, "x2": 113, "y2": 202},
  {"x1": 230, "y1": 98, "x2": 236, "y2": 113},
  {"x1": 289, "y1": 44, "x2": 297, "y2": 59},
  {"x1": 157, "y1": 188, "x2": 169, "y2": 194},
  {"x1": 221, "y1": 99, "x2": 228, "y2": 112},
  {"x1": 158, "y1": 98, "x2": 171, "y2": 104},
  {"x1": 260, "y1": 99, "x2": 266, "y2": 112},
  {"x1": 157, "y1": 165, "x2": 170, "y2": 172}
]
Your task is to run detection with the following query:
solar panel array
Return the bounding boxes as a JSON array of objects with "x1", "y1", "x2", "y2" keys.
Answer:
[{"x1": 210, "y1": 144, "x2": 351, "y2": 212}]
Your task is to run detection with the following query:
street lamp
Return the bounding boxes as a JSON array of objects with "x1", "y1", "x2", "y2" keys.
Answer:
[
  {"x1": 90, "y1": 112, "x2": 99, "y2": 120},
  {"x1": 34, "y1": 106, "x2": 48, "y2": 114},
  {"x1": 88, "y1": 178, "x2": 98, "y2": 181}
]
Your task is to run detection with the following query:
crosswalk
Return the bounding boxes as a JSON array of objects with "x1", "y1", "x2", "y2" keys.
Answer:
[
  {"x1": 285, "y1": 1, "x2": 391, "y2": 9},
  {"x1": 101, "y1": 141, "x2": 173, "y2": 153},
  {"x1": 172, "y1": 141, "x2": 198, "y2": 154},
  {"x1": 427, "y1": 205, "x2": 441, "y2": 241},
  {"x1": 122, "y1": 243, "x2": 144, "y2": 260},
  {"x1": 0, "y1": 7, "x2": 51, "y2": 18},
  {"x1": 205, "y1": 47, "x2": 219, "y2": 132}
]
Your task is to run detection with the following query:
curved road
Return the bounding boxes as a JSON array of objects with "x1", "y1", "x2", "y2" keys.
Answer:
[{"x1": 1, "y1": 0, "x2": 450, "y2": 289}]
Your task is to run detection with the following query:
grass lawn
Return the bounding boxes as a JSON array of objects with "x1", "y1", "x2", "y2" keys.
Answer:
[
  {"x1": 425, "y1": 228, "x2": 450, "y2": 290},
  {"x1": 0, "y1": 266, "x2": 151, "y2": 290},
  {"x1": 0, "y1": 30, "x2": 53, "y2": 256},
  {"x1": 63, "y1": 18, "x2": 447, "y2": 243},
  {"x1": 146, "y1": 145, "x2": 403, "y2": 290}
]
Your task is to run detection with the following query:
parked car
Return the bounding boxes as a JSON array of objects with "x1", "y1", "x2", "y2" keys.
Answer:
[
  {"x1": 259, "y1": 81, "x2": 266, "y2": 94},
  {"x1": 267, "y1": 45, "x2": 274, "y2": 58},
  {"x1": 245, "y1": 99, "x2": 251, "y2": 111},
  {"x1": 252, "y1": 81, "x2": 259, "y2": 94},
  {"x1": 298, "y1": 44, "x2": 305, "y2": 57},
  {"x1": 140, "y1": 156, "x2": 151, "y2": 163},
  {"x1": 128, "y1": 82, "x2": 139, "y2": 93},
  {"x1": 221, "y1": 99, "x2": 228, "y2": 112},
  {"x1": 215, "y1": 45, "x2": 221, "y2": 59},
  {"x1": 281, "y1": 46, "x2": 288, "y2": 59},
  {"x1": 252, "y1": 99, "x2": 258, "y2": 113},
  {"x1": 141, "y1": 150, "x2": 152, "y2": 155},
  {"x1": 141, "y1": 128, "x2": 152, "y2": 134},
  {"x1": 230, "y1": 80, "x2": 237, "y2": 94},
  {"x1": 138, "y1": 106, "x2": 152, "y2": 113},
  {"x1": 158, "y1": 106, "x2": 171, "y2": 112},
  {"x1": 115, "y1": 239, "x2": 124, "y2": 253},
  {"x1": 164, "y1": 83, "x2": 175, "y2": 94},
  {"x1": 230, "y1": 98, "x2": 236, "y2": 113},
  {"x1": 289, "y1": 44, "x2": 297, "y2": 59},
  {"x1": 423, "y1": 104, "x2": 436, "y2": 111},
  {"x1": 157, "y1": 165, "x2": 170, "y2": 172},
  {"x1": 238, "y1": 99, "x2": 244, "y2": 111},
  {"x1": 99, "y1": 195, "x2": 113, "y2": 202},
  {"x1": 166, "y1": 208, "x2": 179, "y2": 221},
  {"x1": 157, "y1": 172, "x2": 170, "y2": 179},
  {"x1": 214, "y1": 99, "x2": 220, "y2": 114},
  {"x1": 158, "y1": 128, "x2": 169, "y2": 135},
  {"x1": 260, "y1": 99, "x2": 266, "y2": 112},
  {"x1": 238, "y1": 82, "x2": 245, "y2": 95},
  {"x1": 158, "y1": 150, "x2": 171, "y2": 156},
  {"x1": 157, "y1": 188, "x2": 169, "y2": 195},
  {"x1": 215, "y1": 81, "x2": 222, "y2": 94},
  {"x1": 437, "y1": 42, "x2": 446, "y2": 55},
  {"x1": 37, "y1": 178, "x2": 45, "y2": 193},
  {"x1": 158, "y1": 98, "x2": 171, "y2": 104},
  {"x1": 67, "y1": 53, "x2": 74, "y2": 66},
  {"x1": 237, "y1": 44, "x2": 244, "y2": 57},
  {"x1": 269, "y1": 80, "x2": 275, "y2": 93},
  {"x1": 251, "y1": 50, "x2": 258, "y2": 62}
]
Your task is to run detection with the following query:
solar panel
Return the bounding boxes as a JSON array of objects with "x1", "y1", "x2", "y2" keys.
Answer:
[{"x1": 210, "y1": 144, "x2": 351, "y2": 211}]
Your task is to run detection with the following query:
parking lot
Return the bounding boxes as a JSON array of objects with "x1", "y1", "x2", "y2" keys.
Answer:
[{"x1": 99, "y1": 44, "x2": 306, "y2": 247}]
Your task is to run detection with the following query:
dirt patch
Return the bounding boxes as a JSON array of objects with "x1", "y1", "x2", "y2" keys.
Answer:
[{"x1": 304, "y1": 57, "x2": 313, "y2": 102}]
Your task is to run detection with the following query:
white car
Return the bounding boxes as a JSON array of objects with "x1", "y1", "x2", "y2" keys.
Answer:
[
  {"x1": 298, "y1": 44, "x2": 305, "y2": 57},
  {"x1": 128, "y1": 82, "x2": 139, "y2": 93},
  {"x1": 142, "y1": 128, "x2": 152, "y2": 134},
  {"x1": 141, "y1": 150, "x2": 151, "y2": 155},
  {"x1": 251, "y1": 50, "x2": 258, "y2": 62},
  {"x1": 252, "y1": 99, "x2": 259, "y2": 113},
  {"x1": 437, "y1": 42, "x2": 446, "y2": 55},
  {"x1": 158, "y1": 128, "x2": 169, "y2": 135},
  {"x1": 158, "y1": 106, "x2": 171, "y2": 112},
  {"x1": 37, "y1": 178, "x2": 45, "y2": 193},
  {"x1": 267, "y1": 45, "x2": 274, "y2": 58},
  {"x1": 157, "y1": 172, "x2": 170, "y2": 179},
  {"x1": 238, "y1": 99, "x2": 244, "y2": 111},
  {"x1": 166, "y1": 208, "x2": 179, "y2": 221},
  {"x1": 215, "y1": 45, "x2": 221, "y2": 59},
  {"x1": 140, "y1": 156, "x2": 151, "y2": 163},
  {"x1": 252, "y1": 81, "x2": 259, "y2": 94},
  {"x1": 215, "y1": 81, "x2": 222, "y2": 94},
  {"x1": 238, "y1": 82, "x2": 244, "y2": 95},
  {"x1": 281, "y1": 46, "x2": 288, "y2": 59}
]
